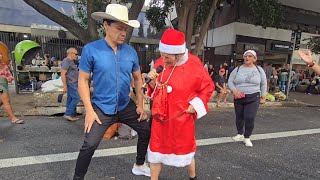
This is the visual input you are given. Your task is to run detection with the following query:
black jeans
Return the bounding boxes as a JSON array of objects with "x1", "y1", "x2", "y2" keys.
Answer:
[
  {"x1": 234, "y1": 92, "x2": 260, "y2": 138},
  {"x1": 73, "y1": 100, "x2": 150, "y2": 179}
]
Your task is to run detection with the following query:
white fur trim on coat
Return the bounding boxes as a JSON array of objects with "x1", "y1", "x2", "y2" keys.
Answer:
[
  {"x1": 148, "y1": 149, "x2": 195, "y2": 167},
  {"x1": 176, "y1": 49, "x2": 189, "y2": 66},
  {"x1": 159, "y1": 41, "x2": 186, "y2": 54},
  {"x1": 189, "y1": 97, "x2": 207, "y2": 119}
]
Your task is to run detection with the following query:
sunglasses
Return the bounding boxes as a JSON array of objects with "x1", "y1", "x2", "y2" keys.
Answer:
[{"x1": 72, "y1": 52, "x2": 78, "y2": 56}]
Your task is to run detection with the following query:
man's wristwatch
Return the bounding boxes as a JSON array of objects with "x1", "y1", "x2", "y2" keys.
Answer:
[{"x1": 308, "y1": 61, "x2": 315, "y2": 67}]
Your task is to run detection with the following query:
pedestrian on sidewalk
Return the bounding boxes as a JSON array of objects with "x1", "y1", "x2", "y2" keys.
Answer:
[
  {"x1": 73, "y1": 4, "x2": 150, "y2": 180},
  {"x1": 146, "y1": 29, "x2": 214, "y2": 180},
  {"x1": 61, "y1": 47, "x2": 80, "y2": 121},
  {"x1": 228, "y1": 50, "x2": 267, "y2": 147},
  {"x1": 298, "y1": 50, "x2": 320, "y2": 75},
  {"x1": 0, "y1": 44, "x2": 24, "y2": 124},
  {"x1": 214, "y1": 68, "x2": 231, "y2": 106}
]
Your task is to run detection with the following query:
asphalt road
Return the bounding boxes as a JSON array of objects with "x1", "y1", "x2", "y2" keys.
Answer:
[{"x1": 0, "y1": 106, "x2": 320, "y2": 180}]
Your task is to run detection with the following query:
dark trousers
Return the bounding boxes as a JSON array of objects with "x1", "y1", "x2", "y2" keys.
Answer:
[
  {"x1": 73, "y1": 100, "x2": 150, "y2": 179},
  {"x1": 234, "y1": 92, "x2": 260, "y2": 138}
]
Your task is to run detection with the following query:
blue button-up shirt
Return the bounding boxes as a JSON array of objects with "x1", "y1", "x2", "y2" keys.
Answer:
[{"x1": 79, "y1": 39, "x2": 140, "y2": 114}]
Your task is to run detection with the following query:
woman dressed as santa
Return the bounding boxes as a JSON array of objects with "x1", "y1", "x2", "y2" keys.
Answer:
[{"x1": 146, "y1": 29, "x2": 215, "y2": 180}]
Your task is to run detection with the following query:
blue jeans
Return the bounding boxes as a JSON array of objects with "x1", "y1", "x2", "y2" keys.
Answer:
[{"x1": 64, "y1": 84, "x2": 80, "y2": 116}]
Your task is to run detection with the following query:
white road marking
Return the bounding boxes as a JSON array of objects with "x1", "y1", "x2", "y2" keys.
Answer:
[{"x1": 1, "y1": 128, "x2": 320, "y2": 169}]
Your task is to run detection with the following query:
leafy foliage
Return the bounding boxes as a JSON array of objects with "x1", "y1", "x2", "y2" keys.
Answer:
[
  {"x1": 72, "y1": 0, "x2": 110, "y2": 29},
  {"x1": 72, "y1": 0, "x2": 134, "y2": 29},
  {"x1": 244, "y1": 0, "x2": 283, "y2": 28},
  {"x1": 306, "y1": 36, "x2": 320, "y2": 54},
  {"x1": 195, "y1": 0, "x2": 214, "y2": 29},
  {"x1": 145, "y1": 0, "x2": 175, "y2": 32}
]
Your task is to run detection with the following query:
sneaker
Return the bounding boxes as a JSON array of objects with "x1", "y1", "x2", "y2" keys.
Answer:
[
  {"x1": 232, "y1": 134, "x2": 244, "y2": 141},
  {"x1": 132, "y1": 163, "x2": 150, "y2": 177},
  {"x1": 63, "y1": 115, "x2": 79, "y2": 121},
  {"x1": 243, "y1": 138, "x2": 253, "y2": 147}
]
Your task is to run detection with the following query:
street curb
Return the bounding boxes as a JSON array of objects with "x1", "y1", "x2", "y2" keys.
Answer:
[
  {"x1": 0, "y1": 101, "x2": 319, "y2": 117},
  {"x1": 0, "y1": 107, "x2": 86, "y2": 117},
  {"x1": 208, "y1": 101, "x2": 320, "y2": 109}
]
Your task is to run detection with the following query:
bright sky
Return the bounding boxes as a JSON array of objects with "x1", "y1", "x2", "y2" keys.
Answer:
[{"x1": 144, "y1": 0, "x2": 151, "y2": 6}]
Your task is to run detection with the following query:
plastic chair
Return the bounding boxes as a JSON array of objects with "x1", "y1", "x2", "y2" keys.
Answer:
[{"x1": 17, "y1": 71, "x2": 37, "y2": 93}]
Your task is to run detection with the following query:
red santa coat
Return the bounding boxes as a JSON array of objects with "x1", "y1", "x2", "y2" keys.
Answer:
[{"x1": 147, "y1": 52, "x2": 214, "y2": 167}]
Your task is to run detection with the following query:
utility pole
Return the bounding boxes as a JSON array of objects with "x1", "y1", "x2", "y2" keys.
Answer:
[{"x1": 287, "y1": 30, "x2": 301, "y2": 100}]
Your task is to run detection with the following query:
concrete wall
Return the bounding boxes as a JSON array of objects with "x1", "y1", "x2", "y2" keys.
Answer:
[
  {"x1": 208, "y1": 22, "x2": 320, "y2": 47},
  {"x1": 206, "y1": 23, "x2": 236, "y2": 48},
  {"x1": 0, "y1": 24, "x2": 31, "y2": 33}
]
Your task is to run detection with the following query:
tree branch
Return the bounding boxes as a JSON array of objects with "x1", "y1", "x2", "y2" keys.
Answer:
[
  {"x1": 23, "y1": 0, "x2": 94, "y2": 44},
  {"x1": 125, "y1": 0, "x2": 145, "y2": 43},
  {"x1": 177, "y1": 0, "x2": 192, "y2": 33},
  {"x1": 87, "y1": 0, "x2": 98, "y2": 38},
  {"x1": 193, "y1": 0, "x2": 218, "y2": 55},
  {"x1": 186, "y1": 0, "x2": 200, "y2": 49}
]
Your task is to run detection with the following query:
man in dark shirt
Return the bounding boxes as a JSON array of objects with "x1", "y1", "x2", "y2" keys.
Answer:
[
  {"x1": 214, "y1": 68, "x2": 231, "y2": 105},
  {"x1": 208, "y1": 64, "x2": 216, "y2": 81},
  {"x1": 61, "y1": 47, "x2": 80, "y2": 121}
]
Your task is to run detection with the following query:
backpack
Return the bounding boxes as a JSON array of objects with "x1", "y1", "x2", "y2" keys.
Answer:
[{"x1": 234, "y1": 64, "x2": 262, "y2": 79}]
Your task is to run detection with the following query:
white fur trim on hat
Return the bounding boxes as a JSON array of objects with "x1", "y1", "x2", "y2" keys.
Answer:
[
  {"x1": 159, "y1": 41, "x2": 186, "y2": 54},
  {"x1": 243, "y1": 50, "x2": 257, "y2": 58}
]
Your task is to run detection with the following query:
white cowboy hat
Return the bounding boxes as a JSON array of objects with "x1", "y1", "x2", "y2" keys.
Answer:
[{"x1": 91, "y1": 4, "x2": 140, "y2": 28}]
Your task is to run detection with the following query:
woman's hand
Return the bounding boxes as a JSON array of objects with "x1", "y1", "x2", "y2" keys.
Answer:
[
  {"x1": 186, "y1": 104, "x2": 196, "y2": 114},
  {"x1": 298, "y1": 50, "x2": 313, "y2": 65},
  {"x1": 260, "y1": 97, "x2": 266, "y2": 104},
  {"x1": 147, "y1": 68, "x2": 159, "y2": 88},
  {"x1": 232, "y1": 89, "x2": 241, "y2": 98}
]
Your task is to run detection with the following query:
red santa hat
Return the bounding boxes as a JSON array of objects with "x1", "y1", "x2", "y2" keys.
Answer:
[{"x1": 159, "y1": 29, "x2": 186, "y2": 54}]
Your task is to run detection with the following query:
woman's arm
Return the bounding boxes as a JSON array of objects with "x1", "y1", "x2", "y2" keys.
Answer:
[{"x1": 298, "y1": 50, "x2": 320, "y2": 75}]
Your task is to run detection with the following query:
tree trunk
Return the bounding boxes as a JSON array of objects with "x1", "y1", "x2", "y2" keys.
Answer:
[
  {"x1": 176, "y1": 0, "x2": 192, "y2": 34},
  {"x1": 192, "y1": 0, "x2": 218, "y2": 55},
  {"x1": 87, "y1": 0, "x2": 98, "y2": 39},
  {"x1": 186, "y1": 0, "x2": 200, "y2": 49},
  {"x1": 125, "y1": 0, "x2": 146, "y2": 43},
  {"x1": 23, "y1": 0, "x2": 94, "y2": 44}
]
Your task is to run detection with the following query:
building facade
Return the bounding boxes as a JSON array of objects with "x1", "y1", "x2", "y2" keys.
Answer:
[{"x1": 205, "y1": 0, "x2": 320, "y2": 70}]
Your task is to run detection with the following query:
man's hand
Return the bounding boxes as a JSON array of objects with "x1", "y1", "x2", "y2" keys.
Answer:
[
  {"x1": 63, "y1": 86, "x2": 67, "y2": 94},
  {"x1": 84, "y1": 110, "x2": 102, "y2": 133},
  {"x1": 298, "y1": 50, "x2": 313, "y2": 65},
  {"x1": 136, "y1": 106, "x2": 147, "y2": 121},
  {"x1": 186, "y1": 104, "x2": 196, "y2": 114}
]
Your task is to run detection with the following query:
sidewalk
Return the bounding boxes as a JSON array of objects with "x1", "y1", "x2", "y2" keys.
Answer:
[
  {"x1": 1, "y1": 84, "x2": 319, "y2": 117},
  {"x1": 209, "y1": 91, "x2": 320, "y2": 108}
]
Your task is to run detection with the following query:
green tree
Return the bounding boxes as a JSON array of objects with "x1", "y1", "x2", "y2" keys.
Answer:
[
  {"x1": 243, "y1": 0, "x2": 283, "y2": 28},
  {"x1": 306, "y1": 36, "x2": 320, "y2": 54},
  {"x1": 23, "y1": 0, "x2": 145, "y2": 44},
  {"x1": 146, "y1": 0, "x2": 218, "y2": 55},
  {"x1": 146, "y1": 0, "x2": 283, "y2": 56}
]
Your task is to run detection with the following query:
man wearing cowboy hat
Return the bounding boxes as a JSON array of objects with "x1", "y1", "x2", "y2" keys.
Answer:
[{"x1": 73, "y1": 4, "x2": 150, "y2": 179}]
